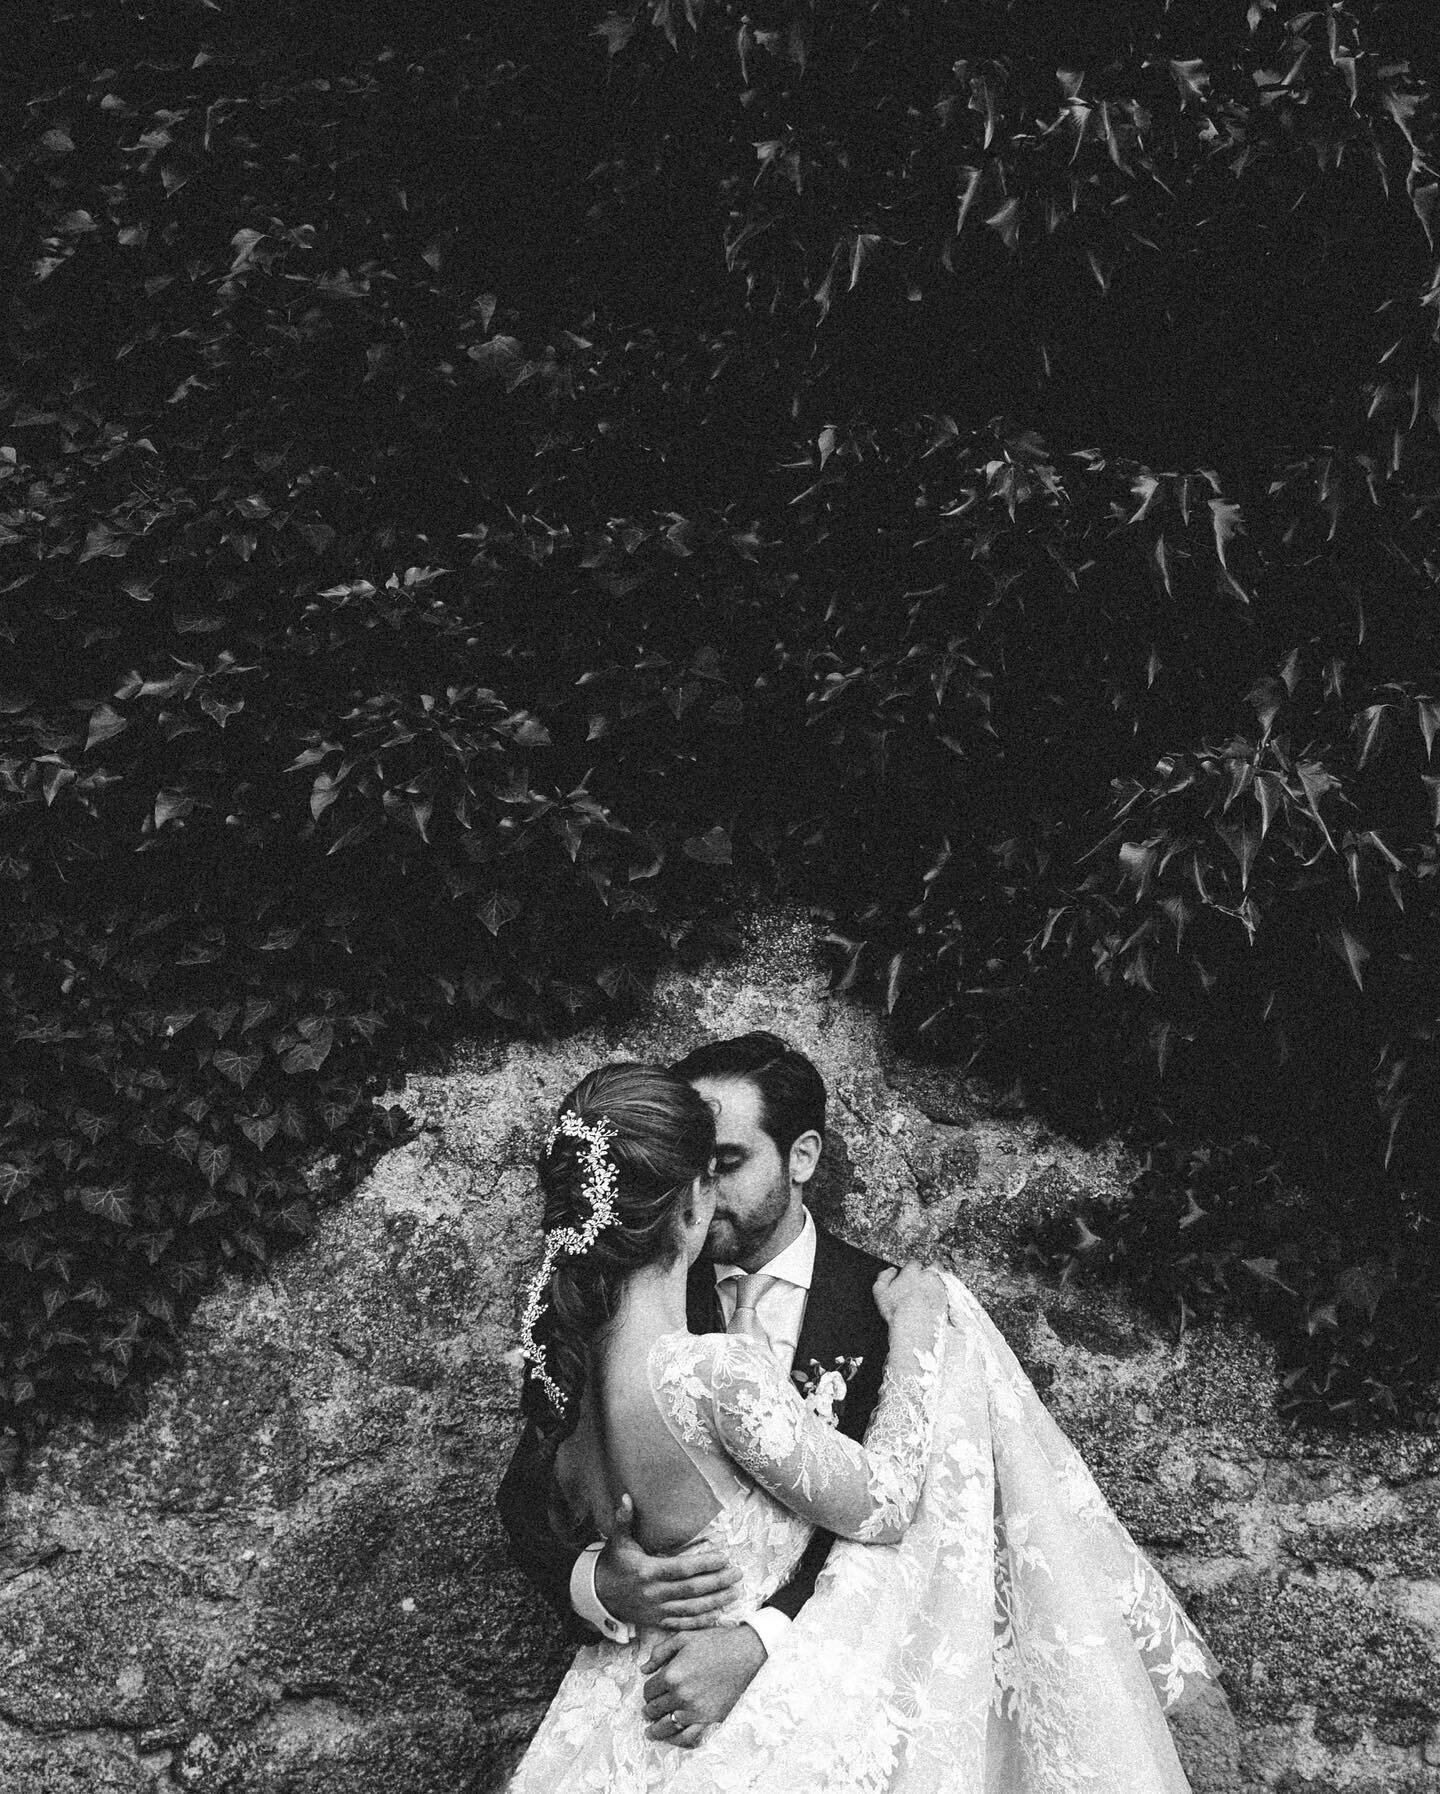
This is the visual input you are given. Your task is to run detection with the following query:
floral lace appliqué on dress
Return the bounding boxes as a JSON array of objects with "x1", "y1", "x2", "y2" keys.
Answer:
[{"x1": 505, "y1": 1276, "x2": 1218, "y2": 1794}]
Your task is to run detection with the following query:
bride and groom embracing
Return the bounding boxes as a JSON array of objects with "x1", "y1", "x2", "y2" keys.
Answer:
[{"x1": 497, "y1": 1033, "x2": 1219, "y2": 1792}]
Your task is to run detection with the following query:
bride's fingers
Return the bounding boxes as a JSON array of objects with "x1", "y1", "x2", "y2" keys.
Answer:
[
  {"x1": 647, "y1": 1719, "x2": 705, "y2": 1749},
  {"x1": 640, "y1": 1635, "x2": 684, "y2": 1677},
  {"x1": 641, "y1": 1684, "x2": 684, "y2": 1719}
]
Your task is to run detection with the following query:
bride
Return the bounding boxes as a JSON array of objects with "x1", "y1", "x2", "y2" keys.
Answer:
[{"x1": 504, "y1": 1061, "x2": 1216, "y2": 1793}]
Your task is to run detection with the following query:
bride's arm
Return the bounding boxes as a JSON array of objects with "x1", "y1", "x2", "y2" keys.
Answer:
[{"x1": 710, "y1": 1271, "x2": 948, "y2": 1544}]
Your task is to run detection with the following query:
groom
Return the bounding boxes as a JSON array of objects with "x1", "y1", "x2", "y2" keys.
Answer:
[{"x1": 496, "y1": 1031, "x2": 893, "y2": 1748}]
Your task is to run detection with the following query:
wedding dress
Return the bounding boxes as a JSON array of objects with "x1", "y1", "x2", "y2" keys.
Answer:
[{"x1": 506, "y1": 1273, "x2": 1216, "y2": 1794}]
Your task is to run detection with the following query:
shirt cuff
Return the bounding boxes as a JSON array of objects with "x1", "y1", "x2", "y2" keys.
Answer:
[
  {"x1": 570, "y1": 1543, "x2": 635, "y2": 1644},
  {"x1": 742, "y1": 1605, "x2": 792, "y2": 1660}
]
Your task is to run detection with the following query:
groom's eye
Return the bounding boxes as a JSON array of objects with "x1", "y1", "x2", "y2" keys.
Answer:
[{"x1": 714, "y1": 1149, "x2": 745, "y2": 1173}]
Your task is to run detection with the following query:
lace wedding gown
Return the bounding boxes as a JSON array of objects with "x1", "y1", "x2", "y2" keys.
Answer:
[{"x1": 506, "y1": 1273, "x2": 1216, "y2": 1794}]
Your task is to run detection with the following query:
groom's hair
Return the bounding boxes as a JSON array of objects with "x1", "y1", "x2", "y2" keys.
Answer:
[{"x1": 670, "y1": 1031, "x2": 826, "y2": 1159}]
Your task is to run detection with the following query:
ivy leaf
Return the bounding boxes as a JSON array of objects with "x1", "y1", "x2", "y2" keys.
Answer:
[
  {"x1": 177, "y1": 937, "x2": 225, "y2": 967},
  {"x1": 1241, "y1": 1256, "x2": 1296, "y2": 1294},
  {"x1": 76, "y1": 1183, "x2": 134, "y2": 1226},
  {"x1": 318, "y1": 1088, "x2": 358, "y2": 1130},
  {"x1": 1296, "y1": 761, "x2": 1339, "y2": 848},
  {"x1": 294, "y1": 520, "x2": 336, "y2": 555},
  {"x1": 1415, "y1": 698, "x2": 1440, "y2": 761},
  {"x1": 848, "y1": 232, "x2": 882, "y2": 291},
  {"x1": 196, "y1": 1140, "x2": 232, "y2": 1188},
  {"x1": 169, "y1": 1125, "x2": 201, "y2": 1164},
  {"x1": 255, "y1": 924, "x2": 303, "y2": 952},
  {"x1": 1352, "y1": 704, "x2": 1388, "y2": 770},
  {"x1": 1327, "y1": 927, "x2": 1370, "y2": 991},
  {"x1": 310, "y1": 771, "x2": 344, "y2": 821},
  {"x1": 682, "y1": 826, "x2": 732, "y2": 865},
  {"x1": 154, "y1": 787, "x2": 194, "y2": 829},
  {"x1": 282, "y1": 1030, "x2": 333, "y2": 1074},
  {"x1": 326, "y1": 815, "x2": 382, "y2": 856},
  {"x1": 0, "y1": 1160, "x2": 39, "y2": 1200},
  {"x1": 199, "y1": 693, "x2": 244, "y2": 729},
  {"x1": 478, "y1": 890, "x2": 521, "y2": 935},
  {"x1": 1215, "y1": 820, "x2": 1260, "y2": 891},
  {"x1": 985, "y1": 198, "x2": 1020, "y2": 252},
  {"x1": 212, "y1": 1046, "x2": 262, "y2": 1088},
  {"x1": 1413, "y1": 182, "x2": 1439, "y2": 249},
  {"x1": 285, "y1": 744, "x2": 338, "y2": 772},
  {"x1": 1208, "y1": 499, "x2": 1248, "y2": 600},
  {"x1": 237, "y1": 1112, "x2": 280, "y2": 1151},
  {"x1": 506, "y1": 711, "x2": 552, "y2": 748},
  {"x1": 278, "y1": 1100, "x2": 308, "y2": 1141},
  {"x1": 241, "y1": 996, "x2": 278, "y2": 1034},
  {"x1": 1253, "y1": 773, "x2": 1284, "y2": 838},
  {"x1": 84, "y1": 703, "x2": 128, "y2": 751},
  {"x1": 592, "y1": 11, "x2": 635, "y2": 53},
  {"x1": 1169, "y1": 58, "x2": 1211, "y2": 105},
  {"x1": 205, "y1": 1002, "x2": 242, "y2": 1039},
  {"x1": 468, "y1": 334, "x2": 523, "y2": 379},
  {"x1": 885, "y1": 952, "x2": 904, "y2": 1015},
  {"x1": 41, "y1": 762, "x2": 77, "y2": 805},
  {"x1": 1117, "y1": 840, "x2": 1157, "y2": 898}
]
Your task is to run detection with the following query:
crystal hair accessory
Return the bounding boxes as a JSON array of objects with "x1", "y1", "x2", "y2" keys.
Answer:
[{"x1": 518, "y1": 1110, "x2": 621, "y2": 1413}]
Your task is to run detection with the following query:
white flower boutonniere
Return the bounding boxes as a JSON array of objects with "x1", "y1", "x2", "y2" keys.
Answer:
[{"x1": 793, "y1": 1354, "x2": 864, "y2": 1427}]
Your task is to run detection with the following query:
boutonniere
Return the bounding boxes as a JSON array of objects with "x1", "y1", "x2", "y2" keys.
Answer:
[{"x1": 793, "y1": 1355, "x2": 864, "y2": 1427}]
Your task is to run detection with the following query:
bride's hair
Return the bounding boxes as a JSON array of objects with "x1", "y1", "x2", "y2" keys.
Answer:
[{"x1": 522, "y1": 1061, "x2": 715, "y2": 1442}]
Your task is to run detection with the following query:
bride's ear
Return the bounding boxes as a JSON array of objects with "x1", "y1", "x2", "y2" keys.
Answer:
[{"x1": 677, "y1": 1174, "x2": 715, "y2": 1251}]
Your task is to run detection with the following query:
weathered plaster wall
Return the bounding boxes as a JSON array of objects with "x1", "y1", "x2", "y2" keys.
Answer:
[{"x1": 0, "y1": 912, "x2": 1436, "y2": 1793}]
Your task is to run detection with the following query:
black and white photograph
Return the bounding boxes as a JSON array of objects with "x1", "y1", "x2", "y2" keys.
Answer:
[{"x1": 1, "y1": 3, "x2": 1437, "y2": 1791}]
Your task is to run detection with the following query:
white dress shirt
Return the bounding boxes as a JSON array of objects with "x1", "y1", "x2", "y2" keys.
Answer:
[
  {"x1": 712, "y1": 1206, "x2": 815, "y2": 1375},
  {"x1": 571, "y1": 1209, "x2": 818, "y2": 1656}
]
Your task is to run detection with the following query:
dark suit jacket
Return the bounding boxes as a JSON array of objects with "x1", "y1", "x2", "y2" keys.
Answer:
[{"x1": 494, "y1": 1220, "x2": 894, "y2": 1642}]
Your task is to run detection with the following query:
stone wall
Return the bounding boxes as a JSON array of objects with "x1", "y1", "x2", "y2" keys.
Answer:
[{"x1": 1, "y1": 913, "x2": 1436, "y2": 1792}]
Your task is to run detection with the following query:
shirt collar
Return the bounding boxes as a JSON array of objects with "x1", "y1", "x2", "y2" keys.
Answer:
[{"x1": 713, "y1": 1206, "x2": 816, "y2": 1292}]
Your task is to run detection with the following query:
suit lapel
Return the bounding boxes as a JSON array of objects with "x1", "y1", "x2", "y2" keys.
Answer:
[{"x1": 792, "y1": 1225, "x2": 844, "y2": 1378}]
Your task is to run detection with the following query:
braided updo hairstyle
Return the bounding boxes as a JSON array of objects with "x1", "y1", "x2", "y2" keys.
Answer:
[{"x1": 521, "y1": 1061, "x2": 715, "y2": 1443}]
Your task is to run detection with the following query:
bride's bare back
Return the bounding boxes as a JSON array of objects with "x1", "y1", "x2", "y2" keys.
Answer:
[{"x1": 555, "y1": 1322, "x2": 721, "y2": 1554}]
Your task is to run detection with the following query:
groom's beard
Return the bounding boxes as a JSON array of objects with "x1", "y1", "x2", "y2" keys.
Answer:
[{"x1": 704, "y1": 1174, "x2": 792, "y2": 1269}]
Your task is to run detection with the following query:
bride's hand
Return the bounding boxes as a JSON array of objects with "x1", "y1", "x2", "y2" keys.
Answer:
[{"x1": 872, "y1": 1261, "x2": 947, "y2": 1328}]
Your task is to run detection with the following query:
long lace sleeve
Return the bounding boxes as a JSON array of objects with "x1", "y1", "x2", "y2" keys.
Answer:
[{"x1": 708, "y1": 1315, "x2": 946, "y2": 1544}]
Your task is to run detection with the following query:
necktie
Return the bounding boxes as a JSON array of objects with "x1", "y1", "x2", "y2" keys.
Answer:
[{"x1": 727, "y1": 1272, "x2": 778, "y2": 1350}]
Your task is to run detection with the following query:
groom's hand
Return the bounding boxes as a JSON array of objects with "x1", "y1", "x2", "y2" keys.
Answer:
[
  {"x1": 594, "y1": 1493, "x2": 742, "y2": 1632},
  {"x1": 641, "y1": 1628, "x2": 767, "y2": 1749}
]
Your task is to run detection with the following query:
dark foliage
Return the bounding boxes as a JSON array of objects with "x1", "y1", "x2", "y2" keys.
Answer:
[{"x1": 2, "y1": 0, "x2": 1437, "y2": 1465}]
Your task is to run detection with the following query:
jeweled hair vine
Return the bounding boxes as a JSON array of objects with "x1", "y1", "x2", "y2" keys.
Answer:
[{"x1": 519, "y1": 1109, "x2": 621, "y2": 1414}]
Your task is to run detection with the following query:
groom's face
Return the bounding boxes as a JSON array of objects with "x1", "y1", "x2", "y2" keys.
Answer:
[{"x1": 689, "y1": 1075, "x2": 800, "y2": 1271}]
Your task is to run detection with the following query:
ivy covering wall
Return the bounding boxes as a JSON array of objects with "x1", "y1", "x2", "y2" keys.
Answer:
[{"x1": 2, "y1": 0, "x2": 1437, "y2": 1467}]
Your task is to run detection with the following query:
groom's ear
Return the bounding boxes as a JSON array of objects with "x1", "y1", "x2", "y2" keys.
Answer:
[{"x1": 788, "y1": 1129, "x2": 822, "y2": 1189}]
